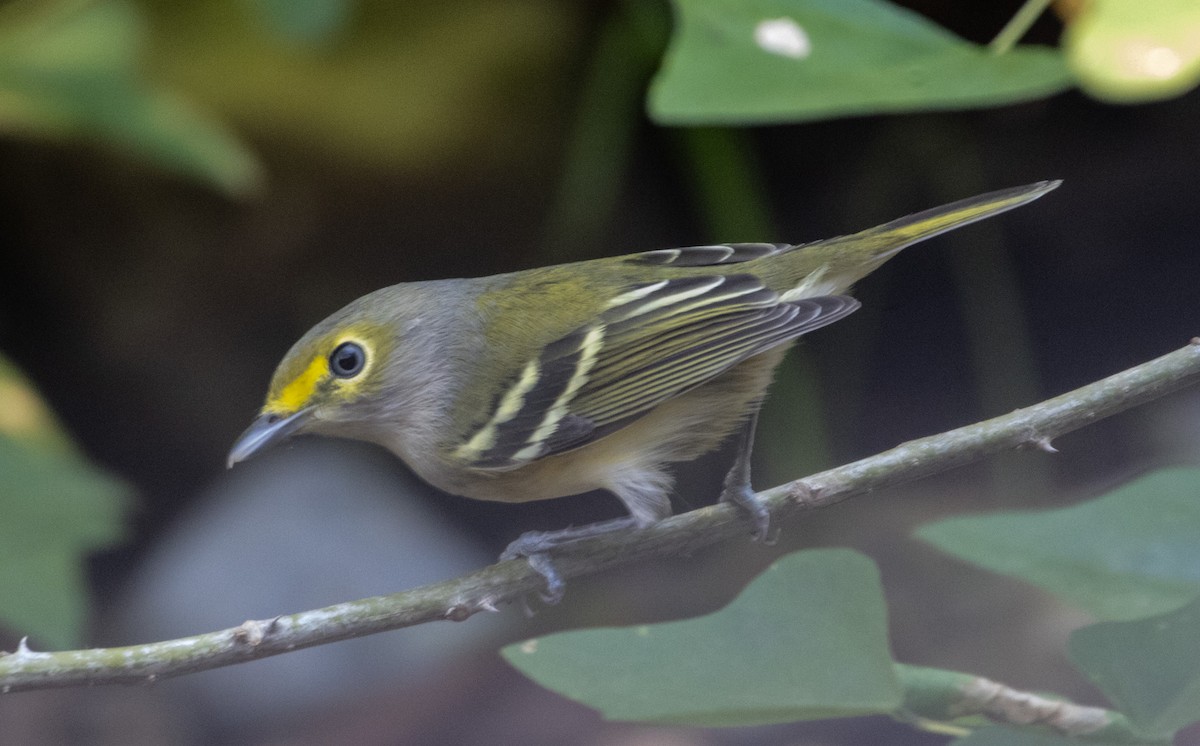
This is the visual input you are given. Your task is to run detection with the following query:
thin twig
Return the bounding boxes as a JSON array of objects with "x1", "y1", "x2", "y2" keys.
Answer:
[{"x1": 2, "y1": 340, "x2": 1199, "y2": 695}]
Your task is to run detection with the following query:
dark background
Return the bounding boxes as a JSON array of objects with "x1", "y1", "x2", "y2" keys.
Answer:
[{"x1": 1, "y1": 1, "x2": 1198, "y2": 744}]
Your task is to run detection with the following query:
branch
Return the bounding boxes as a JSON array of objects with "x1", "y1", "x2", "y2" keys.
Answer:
[{"x1": 3, "y1": 340, "x2": 1200, "y2": 694}]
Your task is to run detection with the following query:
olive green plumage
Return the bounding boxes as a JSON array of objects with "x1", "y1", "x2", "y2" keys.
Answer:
[{"x1": 230, "y1": 181, "x2": 1059, "y2": 539}]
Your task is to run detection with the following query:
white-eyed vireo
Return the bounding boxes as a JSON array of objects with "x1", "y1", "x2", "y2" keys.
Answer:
[{"x1": 229, "y1": 180, "x2": 1059, "y2": 597}]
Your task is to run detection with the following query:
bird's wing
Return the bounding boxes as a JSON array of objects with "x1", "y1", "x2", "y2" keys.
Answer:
[
  {"x1": 623, "y1": 242, "x2": 790, "y2": 267},
  {"x1": 454, "y1": 274, "x2": 857, "y2": 469}
]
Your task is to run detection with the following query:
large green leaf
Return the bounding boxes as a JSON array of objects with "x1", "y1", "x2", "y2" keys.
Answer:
[
  {"x1": 917, "y1": 468, "x2": 1200, "y2": 621},
  {"x1": 649, "y1": 0, "x2": 1071, "y2": 124},
  {"x1": 502, "y1": 549, "x2": 901, "y2": 726},
  {"x1": 1070, "y1": 597, "x2": 1200, "y2": 737},
  {"x1": 0, "y1": 357, "x2": 130, "y2": 649},
  {"x1": 0, "y1": 1, "x2": 261, "y2": 195},
  {"x1": 1064, "y1": 0, "x2": 1200, "y2": 103}
]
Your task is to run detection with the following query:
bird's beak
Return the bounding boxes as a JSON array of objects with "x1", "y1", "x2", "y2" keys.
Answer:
[{"x1": 227, "y1": 408, "x2": 313, "y2": 469}]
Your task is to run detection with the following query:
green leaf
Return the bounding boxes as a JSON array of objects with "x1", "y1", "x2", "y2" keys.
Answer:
[
  {"x1": 0, "y1": 358, "x2": 131, "y2": 649},
  {"x1": 0, "y1": 1, "x2": 262, "y2": 195},
  {"x1": 502, "y1": 548, "x2": 901, "y2": 726},
  {"x1": 917, "y1": 468, "x2": 1200, "y2": 621},
  {"x1": 649, "y1": 0, "x2": 1072, "y2": 124},
  {"x1": 1064, "y1": 0, "x2": 1200, "y2": 103},
  {"x1": 1070, "y1": 596, "x2": 1200, "y2": 736}
]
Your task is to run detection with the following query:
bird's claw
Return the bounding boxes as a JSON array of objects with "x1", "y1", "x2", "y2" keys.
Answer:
[
  {"x1": 502, "y1": 532, "x2": 566, "y2": 605},
  {"x1": 525, "y1": 553, "x2": 565, "y2": 605},
  {"x1": 721, "y1": 483, "x2": 773, "y2": 543}
]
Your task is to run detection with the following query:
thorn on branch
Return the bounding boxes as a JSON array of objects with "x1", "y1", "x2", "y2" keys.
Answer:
[
  {"x1": 1028, "y1": 436, "x2": 1058, "y2": 453},
  {"x1": 7, "y1": 637, "x2": 50, "y2": 662}
]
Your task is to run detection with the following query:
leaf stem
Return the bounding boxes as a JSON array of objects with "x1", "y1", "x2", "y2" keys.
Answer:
[
  {"x1": 989, "y1": 0, "x2": 1055, "y2": 55},
  {"x1": 897, "y1": 664, "x2": 1154, "y2": 743}
]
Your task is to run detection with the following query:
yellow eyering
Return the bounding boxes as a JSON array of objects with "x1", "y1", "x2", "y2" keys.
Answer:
[{"x1": 263, "y1": 326, "x2": 384, "y2": 415}]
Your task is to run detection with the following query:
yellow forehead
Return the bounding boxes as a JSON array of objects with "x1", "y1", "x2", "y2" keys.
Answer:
[{"x1": 264, "y1": 355, "x2": 328, "y2": 415}]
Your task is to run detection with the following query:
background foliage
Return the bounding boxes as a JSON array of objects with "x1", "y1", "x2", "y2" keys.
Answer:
[{"x1": 1, "y1": 0, "x2": 1199, "y2": 743}]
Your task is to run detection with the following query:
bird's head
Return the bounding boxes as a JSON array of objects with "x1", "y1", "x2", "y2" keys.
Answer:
[{"x1": 227, "y1": 300, "x2": 403, "y2": 468}]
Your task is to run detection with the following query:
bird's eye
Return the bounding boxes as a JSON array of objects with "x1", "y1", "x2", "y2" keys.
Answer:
[{"x1": 329, "y1": 341, "x2": 366, "y2": 378}]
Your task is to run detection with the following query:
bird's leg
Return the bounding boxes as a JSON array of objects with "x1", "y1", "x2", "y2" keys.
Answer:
[{"x1": 719, "y1": 407, "x2": 772, "y2": 542}]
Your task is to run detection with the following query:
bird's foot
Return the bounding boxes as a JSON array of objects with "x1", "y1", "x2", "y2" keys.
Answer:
[
  {"x1": 720, "y1": 481, "x2": 776, "y2": 544},
  {"x1": 501, "y1": 517, "x2": 640, "y2": 604}
]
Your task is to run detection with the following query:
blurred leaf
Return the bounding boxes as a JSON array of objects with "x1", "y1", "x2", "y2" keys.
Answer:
[
  {"x1": 1070, "y1": 597, "x2": 1200, "y2": 737},
  {"x1": 502, "y1": 549, "x2": 901, "y2": 726},
  {"x1": 143, "y1": 2, "x2": 579, "y2": 174},
  {"x1": 918, "y1": 468, "x2": 1200, "y2": 621},
  {"x1": 0, "y1": 357, "x2": 130, "y2": 649},
  {"x1": 0, "y1": 357, "x2": 73, "y2": 454},
  {"x1": 1064, "y1": 0, "x2": 1200, "y2": 103},
  {"x1": 649, "y1": 0, "x2": 1072, "y2": 124},
  {"x1": 0, "y1": 0, "x2": 262, "y2": 195},
  {"x1": 244, "y1": 0, "x2": 351, "y2": 44}
]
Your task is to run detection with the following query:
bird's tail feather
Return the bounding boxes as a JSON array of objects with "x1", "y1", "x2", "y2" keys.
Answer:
[{"x1": 856, "y1": 179, "x2": 1062, "y2": 261}]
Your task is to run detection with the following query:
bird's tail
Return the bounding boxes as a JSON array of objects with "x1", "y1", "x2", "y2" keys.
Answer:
[
  {"x1": 854, "y1": 179, "x2": 1062, "y2": 262},
  {"x1": 778, "y1": 180, "x2": 1062, "y2": 299}
]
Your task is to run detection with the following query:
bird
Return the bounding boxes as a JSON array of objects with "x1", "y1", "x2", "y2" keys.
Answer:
[{"x1": 229, "y1": 180, "x2": 1060, "y2": 599}]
